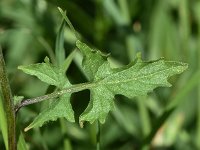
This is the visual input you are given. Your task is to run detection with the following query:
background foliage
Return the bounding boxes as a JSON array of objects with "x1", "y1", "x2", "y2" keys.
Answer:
[{"x1": 0, "y1": 0, "x2": 199, "y2": 149}]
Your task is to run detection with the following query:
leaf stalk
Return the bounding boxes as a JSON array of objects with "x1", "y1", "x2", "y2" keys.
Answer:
[{"x1": 15, "y1": 82, "x2": 95, "y2": 113}]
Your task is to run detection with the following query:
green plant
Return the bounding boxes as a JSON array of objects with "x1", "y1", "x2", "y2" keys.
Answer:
[{"x1": 0, "y1": 7, "x2": 188, "y2": 150}]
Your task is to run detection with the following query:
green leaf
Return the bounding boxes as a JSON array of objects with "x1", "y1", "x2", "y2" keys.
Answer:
[
  {"x1": 101, "y1": 59, "x2": 187, "y2": 98},
  {"x1": 25, "y1": 93, "x2": 74, "y2": 131},
  {"x1": 61, "y1": 49, "x2": 77, "y2": 73},
  {"x1": 80, "y1": 85, "x2": 115, "y2": 125},
  {"x1": 78, "y1": 41, "x2": 188, "y2": 125},
  {"x1": 0, "y1": 93, "x2": 8, "y2": 150},
  {"x1": 17, "y1": 132, "x2": 28, "y2": 150},
  {"x1": 19, "y1": 41, "x2": 187, "y2": 129},
  {"x1": 19, "y1": 60, "x2": 75, "y2": 131},
  {"x1": 18, "y1": 62, "x2": 62, "y2": 87},
  {"x1": 76, "y1": 40, "x2": 108, "y2": 81},
  {"x1": 55, "y1": 18, "x2": 66, "y2": 66}
]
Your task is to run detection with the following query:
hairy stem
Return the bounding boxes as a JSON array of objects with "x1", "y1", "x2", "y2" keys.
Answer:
[
  {"x1": 15, "y1": 82, "x2": 94, "y2": 113},
  {"x1": 0, "y1": 48, "x2": 16, "y2": 150}
]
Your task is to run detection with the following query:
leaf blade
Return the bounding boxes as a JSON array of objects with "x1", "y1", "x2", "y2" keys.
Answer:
[
  {"x1": 80, "y1": 86, "x2": 115, "y2": 124},
  {"x1": 78, "y1": 41, "x2": 188, "y2": 124},
  {"x1": 25, "y1": 93, "x2": 74, "y2": 131},
  {"x1": 19, "y1": 60, "x2": 75, "y2": 131},
  {"x1": 0, "y1": 94, "x2": 8, "y2": 150},
  {"x1": 18, "y1": 62, "x2": 60, "y2": 87},
  {"x1": 103, "y1": 59, "x2": 188, "y2": 98},
  {"x1": 76, "y1": 40, "x2": 108, "y2": 81},
  {"x1": 55, "y1": 18, "x2": 66, "y2": 66}
]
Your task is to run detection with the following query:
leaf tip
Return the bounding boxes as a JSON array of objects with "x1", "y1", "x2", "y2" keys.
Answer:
[
  {"x1": 173, "y1": 61, "x2": 188, "y2": 74},
  {"x1": 57, "y1": 7, "x2": 63, "y2": 14},
  {"x1": 183, "y1": 62, "x2": 189, "y2": 70},
  {"x1": 79, "y1": 120, "x2": 84, "y2": 128},
  {"x1": 17, "y1": 65, "x2": 23, "y2": 70},
  {"x1": 24, "y1": 126, "x2": 31, "y2": 132},
  {"x1": 44, "y1": 56, "x2": 50, "y2": 63},
  {"x1": 180, "y1": 64, "x2": 188, "y2": 73}
]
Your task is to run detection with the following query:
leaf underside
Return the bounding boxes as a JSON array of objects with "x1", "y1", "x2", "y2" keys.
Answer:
[
  {"x1": 18, "y1": 40, "x2": 188, "y2": 130},
  {"x1": 24, "y1": 94, "x2": 73, "y2": 131},
  {"x1": 18, "y1": 60, "x2": 74, "y2": 131},
  {"x1": 76, "y1": 40, "x2": 188, "y2": 125}
]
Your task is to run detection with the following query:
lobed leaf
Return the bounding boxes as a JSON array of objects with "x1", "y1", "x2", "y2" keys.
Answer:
[
  {"x1": 76, "y1": 40, "x2": 108, "y2": 81},
  {"x1": 19, "y1": 40, "x2": 188, "y2": 129},
  {"x1": 77, "y1": 41, "x2": 188, "y2": 125},
  {"x1": 80, "y1": 86, "x2": 115, "y2": 124},
  {"x1": 25, "y1": 93, "x2": 74, "y2": 131},
  {"x1": 101, "y1": 59, "x2": 187, "y2": 98},
  {"x1": 18, "y1": 62, "x2": 61, "y2": 87},
  {"x1": 19, "y1": 60, "x2": 75, "y2": 131}
]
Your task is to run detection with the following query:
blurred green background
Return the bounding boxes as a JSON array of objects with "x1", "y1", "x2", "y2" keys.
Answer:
[{"x1": 0, "y1": 0, "x2": 200, "y2": 149}]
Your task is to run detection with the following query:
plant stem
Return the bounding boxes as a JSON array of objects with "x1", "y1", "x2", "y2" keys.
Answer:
[
  {"x1": 96, "y1": 121, "x2": 101, "y2": 150},
  {"x1": 0, "y1": 47, "x2": 16, "y2": 150},
  {"x1": 15, "y1": 82, "x2": 95, "y2": 112}
]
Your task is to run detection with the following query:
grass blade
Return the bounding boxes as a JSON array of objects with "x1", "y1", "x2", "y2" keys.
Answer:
[
  {"x1": 17, "y1": 132, "x2": 28, "y2": 150},
  {"x1": 0, "y1": 93, "x2": 8, "y2": 150},
  {"x1": 55, "y1": 18, "x2": 66, "y2": 66}
]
